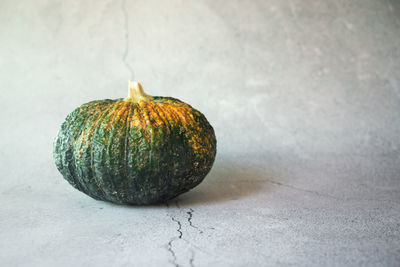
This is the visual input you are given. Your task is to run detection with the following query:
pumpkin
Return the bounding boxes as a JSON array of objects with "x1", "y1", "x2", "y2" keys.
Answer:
[{"x1": 53, "y1": 81, "x2": 216, "y2": 205}]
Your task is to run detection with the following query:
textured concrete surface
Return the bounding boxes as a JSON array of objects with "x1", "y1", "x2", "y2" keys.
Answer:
[{"x1": 1, "y1": 0, "x2": 400, "y2": 266}]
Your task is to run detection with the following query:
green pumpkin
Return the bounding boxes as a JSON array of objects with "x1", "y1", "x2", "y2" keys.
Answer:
[{"x1": 53, "y1": 81, "x2": 216, "y2": 205}]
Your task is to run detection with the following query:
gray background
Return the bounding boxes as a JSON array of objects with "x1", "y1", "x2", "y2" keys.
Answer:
[{"x1": 1, "y1": 0, "x2": 400, "y2": 266}]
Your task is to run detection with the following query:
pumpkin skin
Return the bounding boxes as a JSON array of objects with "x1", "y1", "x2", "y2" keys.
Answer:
[{"x1": 53, "y1": 83, "x2": 216, "y2": 205}]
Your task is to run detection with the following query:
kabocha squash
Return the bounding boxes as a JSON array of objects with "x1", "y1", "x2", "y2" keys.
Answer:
[{"x1": 53, "y1": 81, "x2": 216, "y2": 205}]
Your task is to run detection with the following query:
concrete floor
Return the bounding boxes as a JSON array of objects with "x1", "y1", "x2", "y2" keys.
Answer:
[{"x1": 1, "y1": 0, "x2": 400, "y2": 266}]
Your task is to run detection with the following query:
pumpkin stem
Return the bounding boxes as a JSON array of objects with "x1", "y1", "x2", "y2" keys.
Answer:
[{"x1": 124, "y1": 81, "x2": 154, "y2": 103}]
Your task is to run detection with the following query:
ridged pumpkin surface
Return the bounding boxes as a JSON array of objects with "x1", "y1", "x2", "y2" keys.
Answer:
[{"x1": 53, "y1": 93, "x2": 216, "y2": 205}]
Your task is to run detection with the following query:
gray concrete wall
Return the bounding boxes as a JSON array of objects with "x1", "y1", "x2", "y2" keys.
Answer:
[{"x1": 0, "y1": 0, "x2": 399, "y2": 266}]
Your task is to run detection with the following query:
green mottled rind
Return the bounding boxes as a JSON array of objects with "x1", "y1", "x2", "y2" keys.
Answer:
[{"x1": 53, "y1": 97, "x2": 216, "y2": 205}]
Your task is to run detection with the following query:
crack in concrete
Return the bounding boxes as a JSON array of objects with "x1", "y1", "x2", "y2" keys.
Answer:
[
  {"x1": 121, "y1": 0, "x2": 134, "y2": 79},
  {"x1": 172, "y1": 200, "x2": 183, "y2": 239},
  {"x1": 165, "y1": 201, "x2": 183, "y2": 267},
  {"x1": 171, "y1": 216, "x2": 183, "y2": 239},
  {"x1": 236, "y1": 179, "x2": 400, "y2": 203},
  {"x1": 166, "y1": 237, "x2": 179, "y2": 267},
  {"x1": 264, "y1": 179, "x2": 341, "y2": 200},
  {"x1": 164, "y1": 200, "x2": 209, "y2": 267},
  {"x1": 187, "y1": 208, "x2": 203, "y2": 234}
]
